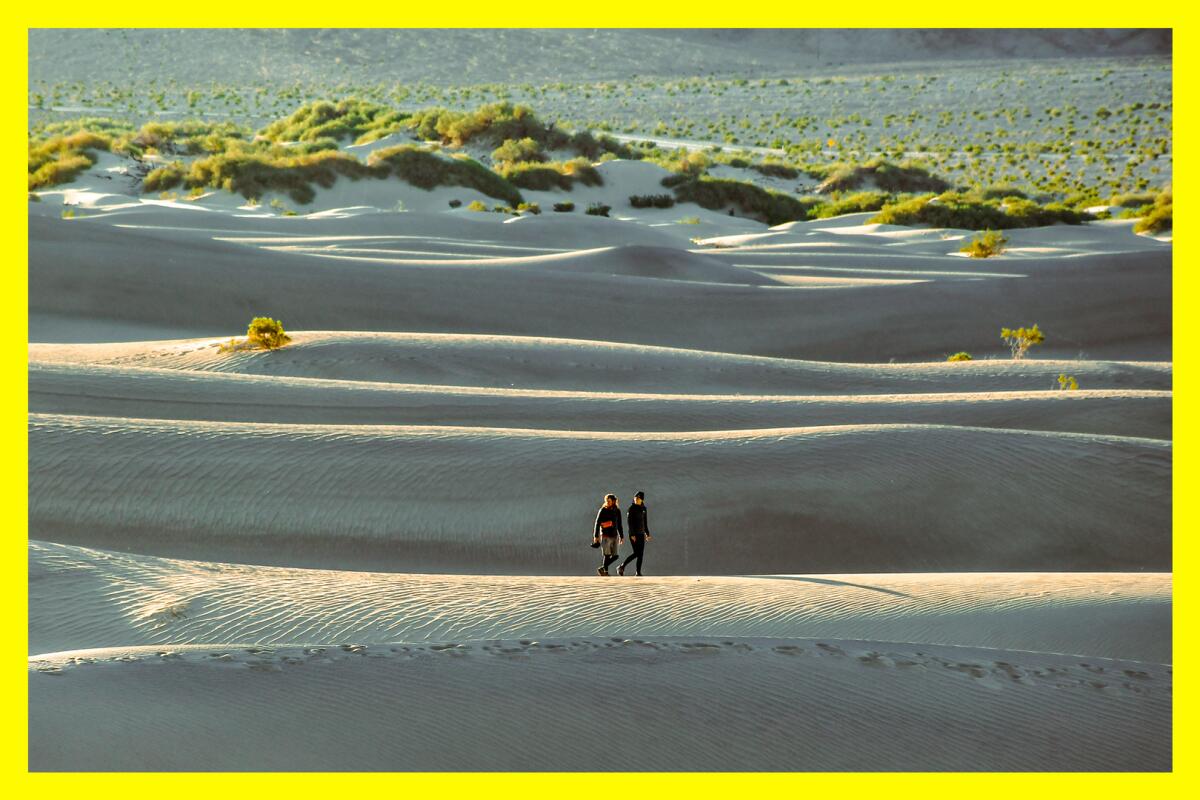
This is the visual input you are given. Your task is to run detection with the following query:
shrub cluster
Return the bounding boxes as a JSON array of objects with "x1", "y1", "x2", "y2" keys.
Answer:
[
  {"x1": 960, "y1": 229, "x2": 1008, "y2": 258},
  {"x1": 259, "y1": 99, "x2": 408, "y2": 145},
  {"x1": 1133, "y1": 189, "x2": 1172, "y2": 234},
  {"x1": 818, "y1": 158, "x2": 951, "y2": 194},
  {"x1": 586, "y1": 203, "x2": 611, "y2": 217},
  {"x1": 870, "y1": 191, "x2": 1091, "y2": 230},
  {"x1": 368, "y1": 145, "x2": 524, "y2": 207},
  {"x1": 498, "y1": 157, "x2": 602, "y2": 191},
  {"x1": 671, "y1": 176, "x2": 810, "y2": 226},
  {"x1": 629, "y1": 193, "x2": 675, "y2": 209},
  {"x1": 553, "y1": 201, "x2": 575, "y2": 212},
  {"x1": 28, "y1": 131, "x2": 112, "y2": 189}
]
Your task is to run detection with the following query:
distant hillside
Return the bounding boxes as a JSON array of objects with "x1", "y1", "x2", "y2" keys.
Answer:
[{"x1": 29, "y1": 28, "x2": 1171, "y2": 86}]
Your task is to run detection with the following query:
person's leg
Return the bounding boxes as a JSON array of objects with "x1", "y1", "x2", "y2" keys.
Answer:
[
  {"x1": 603, "y1": 553, "x2": 619, "y2": 570},
  {"x1": 634, "y1": 538, "x2": 645, "y2": 575}
]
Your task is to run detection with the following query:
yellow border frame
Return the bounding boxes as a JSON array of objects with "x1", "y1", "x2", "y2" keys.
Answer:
[{"x1": 8, "y1": 15, "x2": 1188, "y2": 792}]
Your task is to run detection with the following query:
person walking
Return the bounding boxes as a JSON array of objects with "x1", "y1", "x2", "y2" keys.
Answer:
[
  {"x1": 618, "y1": 491, "x2": 651, "y2": 576},
  {"x1": 593, "y1": 493, "x2": 624, "y2": 576}
]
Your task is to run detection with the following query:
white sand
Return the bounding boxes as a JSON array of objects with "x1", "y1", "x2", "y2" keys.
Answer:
[{"x1": 28, "y1": 146, "x2": 1172, "y2": 771}]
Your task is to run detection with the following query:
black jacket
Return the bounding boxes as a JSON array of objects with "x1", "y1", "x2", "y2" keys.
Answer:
[
  {"x1": 594, "y1": 505, "x2": 623, "y2": 537},
  {"x1": 627, "y1": 503, "x2": 649, "y2": 536}
]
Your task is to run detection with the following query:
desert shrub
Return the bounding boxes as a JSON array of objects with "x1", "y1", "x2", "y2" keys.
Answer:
[
  {"x1": 517, "y1": 202, "x2": 542, "y2": 215},
  {"x1": 1057, "y1": 374, "x2": 1079, "y2": 390},
  {"x1": 142, "y1": 161, "x2": 187, "y2": 192},
  {"x1": 246, "y1": 317, "x2": 291, "y2": 350},
  {"x1": 368, "y1": 145, "x2": 523, "y2": 206},
  {"x1": 660, "y1": 173, "x2": 692, "y2": 189},
  {"x1": 678, "y1": 216, "x2": 701, "y2": 224},
  {"x1": 553, "y1": 201, "x2": 575, "y2": 212},
  {"x1": 409, "y1": 102, "x2": 554, "y2": 148},
  {"x1": 28, "y1": 131, "x2": 113, "y2": 189},
  {"x1": 947, "y1": 352, "x2": 973, "y2": 362},
  {"x1": 1000, "y1": 324, "x2": 1044, "y2": 360},
  {"x1": 467, "y1": 200, "x2": 488, "y2": 211},
  {"x1": 448, "y1": 198, "x2": 462, "y2": 208},
  {"x1": 672, "y1": 177, "x2": 810, "y2": 226},
  {"x1": 29, "y1": 192, "x2": 40, "y2": 202},
  {"x1": 979, "y1": 186, "x2": 1029, "y2": 200},
  {"x1": 871, "y1": 192, "x2": 1090, "y2": 230},
  {"x1": 260, "y1": 98, "x2": 408, "y2": 144},
  {"x1": 586, "y1": 203, "x2": 611, "y2": 217},
  {"x1": 818, "y1": 158, "x2": 950, "y2": 194},
  {"x1": 499, "y1": 158, "x2": 601, "y2": 191},
  {"x1": 749, "y1": 162, "x2": 801, "y2": 180},
  {"x1": 1133, "y1": 190, "x2": 1172, "y2": 234},
  {"x1": 811, "y1": 191, "x2": 888, "y2": 218},
  {"x1": 960, "y1": 229, "x2": 1008, "y2": 258},
  {"x1": 61, "y1": 208, "x2": 75, "y2": 219},
  {"x1": 629, "y1": 193, "x2": 676, "y2": 209},
  {"x1": 1109, "y1": 191, "x2": 1158, "y2": 208},
  {"x1": 187, "y1": 149, "x2": 381, "y2": 204},
  {"x1": 492, "y1": 137, "x2": 547, "y2": 165}
]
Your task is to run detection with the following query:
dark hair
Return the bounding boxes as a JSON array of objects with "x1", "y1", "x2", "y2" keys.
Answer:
[{"x1": 604, "y1": 493, "x2": 617, "y2": 504}]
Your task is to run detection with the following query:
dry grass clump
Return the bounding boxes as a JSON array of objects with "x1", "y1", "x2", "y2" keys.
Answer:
[{"x1": 960, "y1": 229, "x2": 1008, "y2": 258}]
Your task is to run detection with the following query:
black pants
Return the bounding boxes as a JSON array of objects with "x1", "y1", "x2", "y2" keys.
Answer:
[{"x1": 621, "y1": 535, "x2": 645, "y2": 574}]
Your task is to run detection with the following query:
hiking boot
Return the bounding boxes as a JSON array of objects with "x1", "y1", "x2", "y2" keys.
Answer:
[{"x1": 617, "y1": 564, "x2": 626, "y2": 576}]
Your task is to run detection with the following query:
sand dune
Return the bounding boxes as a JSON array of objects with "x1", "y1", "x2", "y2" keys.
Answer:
[
  {"x1": 29, "y1": 541, "x2": 1171, "y2": 662},
  {"x1": 29, "y1": 413, "x2": 1170, "y2": 573},
  {"x1": 29, "y1": 635, "x2": 1171, "y2": 771},
  {"x1": 28, "y1": 361, "x2": 1171, "y2": 438},
  {"x1": 30, "y1": 211, "x2": 1171, "y2": 360},
  {"x1": 29, "y1": 332, "x2": 1172, "y2": 394}
]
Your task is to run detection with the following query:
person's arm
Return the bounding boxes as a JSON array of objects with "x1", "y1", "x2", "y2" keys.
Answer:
[
  {"x1": 594, "y1": 508, "x2": 603, "y2": 538},
  {"x1": 617, "y1": 511, "x2": 624, "y2": 539},
  {"x1": 645, "y1": 507, "x2": 650, "y2": 538}
]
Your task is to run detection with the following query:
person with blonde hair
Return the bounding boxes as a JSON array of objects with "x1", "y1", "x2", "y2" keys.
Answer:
[{"x1": 592, "y1": 493, "x2": 624, "y2": 575}]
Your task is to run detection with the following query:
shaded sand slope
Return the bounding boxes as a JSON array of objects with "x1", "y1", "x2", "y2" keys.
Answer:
[
  {"x1": 29, "y1": 414, "x2": 1170, "y2": 573},
  {"x1": 29, "y1": 636, "x2": 1171, "y2": 771},
  {"x1": 30, "y1": 214, "x2": 1171, "y2": 360},
  {"x1": 29, "y1": 541, "x2": 1172, "y2": 662},
  {"x1": 30, "y1": 333, "x2": 1172, "y2": 394},
  {"x1": 27, "y1": 362, "x2": 1171, "y2": 438}
]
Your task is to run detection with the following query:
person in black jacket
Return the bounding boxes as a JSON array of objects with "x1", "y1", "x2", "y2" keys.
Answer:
[
  {"x1": 618, "y1": 491, "x2": 651, "y2": 576},
  {"x1": 593, "y1": 493, "x2": 624, "y2": 575}
]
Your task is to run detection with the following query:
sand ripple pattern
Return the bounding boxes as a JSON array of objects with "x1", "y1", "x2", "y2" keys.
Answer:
[
  {"x1": 29, "y1": 636, "x2": 1171, "y2": 771},
  {"x1": 29, "y1": 541, "x2": 1171, "y2": 662},
  {"x1": 29, "y1": 414, "x2": 1171, "y2": 573}
]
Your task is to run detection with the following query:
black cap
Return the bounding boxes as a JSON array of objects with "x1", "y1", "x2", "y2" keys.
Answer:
[{"x1": 635, "y1": 491, "x2": 645, "y2": 499}]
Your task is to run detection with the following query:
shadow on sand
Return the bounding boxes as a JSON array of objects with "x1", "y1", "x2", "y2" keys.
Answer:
[{"x1": 747, "y1": 575, "x2": 914, "y2": 599}]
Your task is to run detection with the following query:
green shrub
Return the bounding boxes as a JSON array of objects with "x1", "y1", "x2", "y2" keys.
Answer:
[
  {"x1": 1000, "y1": 324, "x2": 1044, "y2": 360},
  {"x1": 1133, "y1": 190, "x2": 1172, "y2": 234},
  {"x1": 1057, "y1": 374, "x2": 1079, "y2": 390},
  {"x1": 960, "y1": 229, "x2": 1008, "y2": 258},
  {"x1": 629, "y1": 193, "x2": 675, "y2": 209},
  {"x1": 871, "y1": 192, "x2": 1090, "y2": 230},
  {"x1": 142, "y1": 161, "x2": 187, "y2": 192},
  {"x1": 678, "y1": 216, "x2": 701, "y2": 224},
  {"x1": 672, "y1": 177, "x2": 810, "y2": 226},
  {"x1": 818, "y1": 158, "x2": 950, "y2": 194},
  {"x1": 811, "y1": 191, "x2": 888, "y2": 218},
  {"x1": 553, "y1": 201, "x2": 575, "y2": 212},
  {"x1": 749, "y1": 162, "x2": 801, "y2": 180},
  {"x1": 368, "y1": 145, "x2": 523, "y2": 206},
  {"x1": 28, "y1": 131, "x2": 113, "y2": 189},
  {"x1": 499, "y1": 158, "x2": 601, "y2": 191},
  {"x1": 260, "y1": 98, "x2": 408, "y2": 144},
  {"x1": 947, "y1": 352, "x2": 973, "y2": 362},
  {"x1": 246, "y1": 317, "x2": 291, "y2": 350},
  {"x1": 467, "y1": 200, "x2": 488, "y2": 211},
  {"x1": 492, "y1": 137, "x2": 547, "y2": 165},
  {"x1": 517, "y1": 202, "x2": 541, "y2": 215},
  {"x1": 187, "y1": 149, "x2": 380, "y2": 204},
  {"x1": 586, "y1": 203, "x2": 611, "y2": 217}
]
